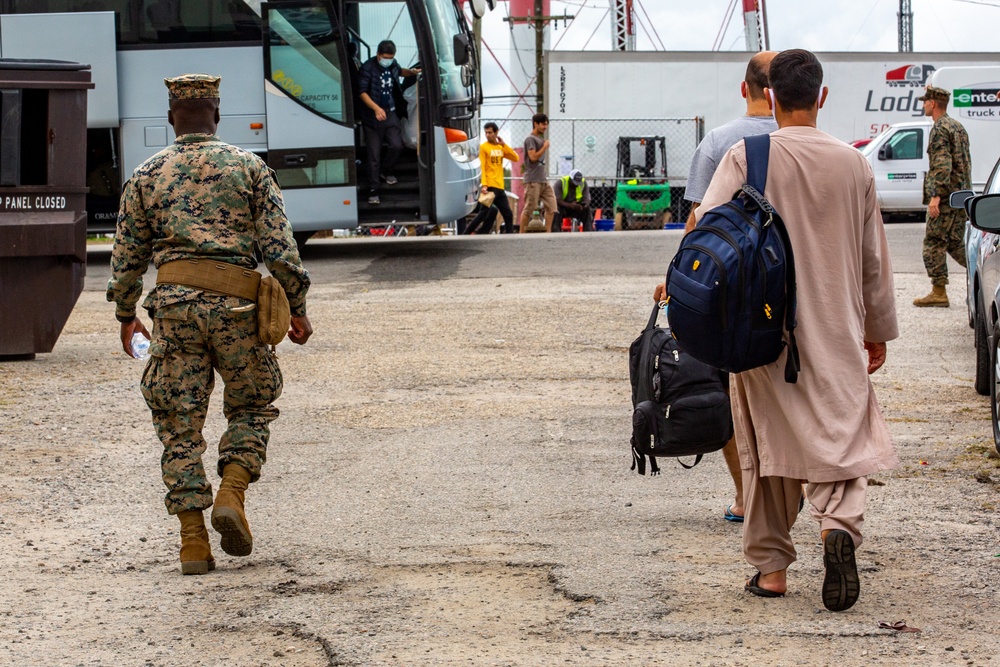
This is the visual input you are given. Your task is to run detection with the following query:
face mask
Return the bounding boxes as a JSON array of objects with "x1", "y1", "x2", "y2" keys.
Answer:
[{"x1": 379, "y1": 58, "x2": 394, "y2": 68}]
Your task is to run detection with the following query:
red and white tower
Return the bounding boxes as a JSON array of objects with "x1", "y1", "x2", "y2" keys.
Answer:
[
  {"x1": 742, "y1": 0, "x2": 769, "y2": 52},
  {"x1": 611, "y1": 0, "x2": 635, "y2": 52}
]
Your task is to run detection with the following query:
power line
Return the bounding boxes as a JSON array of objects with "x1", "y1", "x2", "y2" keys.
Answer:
[
  {"x1": 845, "y1": 0, "x2": 883, "y2": 50},
  {"x1": 581, "y1": 7, "x2": 611, "y2": 50},
  {"x1": 927, "y1": 0, "x2": 958, "y2": 49},
  {"x1": 712, "y1": 0, "x2": 739, "y2": 51},
  {"x1": 634, "y1": 0, "x2": 666, "y2": 51},
  {"x1": 632, "y1": 13, "x2": 657, "y2": 51}
]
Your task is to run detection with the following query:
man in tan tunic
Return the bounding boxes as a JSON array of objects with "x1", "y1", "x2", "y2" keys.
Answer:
[{"x1": 695, "y1": 50, "x2": 899, "y2": 612}]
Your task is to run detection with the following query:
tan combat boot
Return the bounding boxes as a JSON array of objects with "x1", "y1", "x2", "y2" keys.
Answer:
[
  {"x1": 913, "y1": 285, "x2": 949, "y2": 308},
  {"x1": 178, "y1": 510, "x2": 215, "y2": 575},
  {"x1": 211, "y1": 464, "x2": 253, "y2": 557}
]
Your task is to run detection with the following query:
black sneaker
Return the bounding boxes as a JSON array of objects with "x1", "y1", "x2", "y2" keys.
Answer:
[
  {"x1": 822, "y1": 529, "x2": 860, "y2": 612},
  {"x1": 380, "y1": 174, "x2": 398, "y2": 185},
  {"x1": 368, "y1": 194, "x2": 380, "y2": 205}
]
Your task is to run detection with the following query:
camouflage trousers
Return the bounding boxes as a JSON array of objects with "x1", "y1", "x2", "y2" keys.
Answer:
[
  {"x1": 922, "y1": 207, "x2": 968, "y2": 286},
  {"x1": 140, "y1": 295, "x2": 283, "y2": 515}
]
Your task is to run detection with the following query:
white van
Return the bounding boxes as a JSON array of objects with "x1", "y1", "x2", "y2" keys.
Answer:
[
  {"x1": 861, "y1": 66, "x2": 1000, "y2": 215},
  {"x1": 860, "y1": 120, "x2": 932, "y2": 215}
]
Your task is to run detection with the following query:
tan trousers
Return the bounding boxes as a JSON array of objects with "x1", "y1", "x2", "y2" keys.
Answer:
[{"x1": 741, "y1": 437, "x2": 867, "y2": 575}]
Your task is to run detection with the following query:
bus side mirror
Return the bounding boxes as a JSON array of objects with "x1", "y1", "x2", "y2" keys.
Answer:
[{"x1": 454, "y1": 33, "x2": 471, "y2": 66}]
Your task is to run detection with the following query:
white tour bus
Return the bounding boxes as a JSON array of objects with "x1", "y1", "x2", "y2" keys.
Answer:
[{"x1": 0, "y1": 0, "x2": 484, "y2": 244}]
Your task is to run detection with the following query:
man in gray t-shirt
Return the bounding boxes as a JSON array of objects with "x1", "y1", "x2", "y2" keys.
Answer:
[
  {"x1": 684, "y1": 52, "x2": 778, "y2": 233},
  {"x1": 658, "y1": 50, "x2": 778, "y2": 526},
  {"x1": 519, "y1": 113, "x2": 558, "y2": 232},
  {"x1": 685, "y1": 115, "x2": 777, "y2": 205}
]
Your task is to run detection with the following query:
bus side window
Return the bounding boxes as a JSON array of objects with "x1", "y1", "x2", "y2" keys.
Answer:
[
  {"x1": 267, "y1": 6, "x2": 347, "y2": 123},
  {"x1": 8, "y1": 0, "x2": 136, "y2": 44},
  {"x1": 137, "y1": 0, "x2": 261, "y2": 44}
]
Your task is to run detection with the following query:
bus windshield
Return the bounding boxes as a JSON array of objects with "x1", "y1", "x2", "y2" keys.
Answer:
[{"x1": 424, "y1": 0, "x2": 473, "y2": 104}]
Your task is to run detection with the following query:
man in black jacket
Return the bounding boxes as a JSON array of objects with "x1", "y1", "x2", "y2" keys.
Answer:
[{"x1": 358, "y1": 40, "x2": 420, "y2": 205}]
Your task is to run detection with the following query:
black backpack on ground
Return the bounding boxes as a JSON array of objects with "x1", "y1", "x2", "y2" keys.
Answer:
[{"x1": 628, "y1": 304, "x2": 733, "y2": 475}]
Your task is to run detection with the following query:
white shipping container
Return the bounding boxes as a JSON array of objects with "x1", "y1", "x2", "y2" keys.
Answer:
[
  {"x1": 547, "y1": 51, "x2": 1000, "y2": 144},
  {"x1": 546, "y1": 52, "x2": 1000, "y2": 214}
]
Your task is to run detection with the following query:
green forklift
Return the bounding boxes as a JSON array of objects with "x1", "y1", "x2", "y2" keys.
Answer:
[{"x1": 614, "y1": 136, "x2": 671, "y2": 230}]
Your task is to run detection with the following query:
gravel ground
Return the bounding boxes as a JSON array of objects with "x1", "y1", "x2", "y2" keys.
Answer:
[{"x1": 0, "y1": 252, "x2": 998, "y2": 666}]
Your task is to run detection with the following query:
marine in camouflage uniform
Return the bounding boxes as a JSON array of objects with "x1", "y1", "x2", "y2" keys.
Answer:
[
  {"x1": 107, "y1": 74, "x2": 312, "y2": 574},
  {"x1": 915, "y1": 85, "x2": 971, "y2": 307}
]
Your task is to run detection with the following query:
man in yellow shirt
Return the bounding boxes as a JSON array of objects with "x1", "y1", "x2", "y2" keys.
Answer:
[{"x1": 478, "y1": 122, "x2": 520, "y2": 233}]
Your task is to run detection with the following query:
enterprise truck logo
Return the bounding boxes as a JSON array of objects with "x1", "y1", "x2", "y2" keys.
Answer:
[{"x1": 953, "y1": 86, "x2": 1000, "y2": 119}]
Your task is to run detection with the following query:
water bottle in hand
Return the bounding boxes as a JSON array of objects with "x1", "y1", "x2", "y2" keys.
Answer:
[{"x1": 130, "y1": 332, "x2": 150, "y2": 360}]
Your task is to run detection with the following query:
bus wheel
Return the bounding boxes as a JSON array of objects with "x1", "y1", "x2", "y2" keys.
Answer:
[{"x1": 293, "y1": 231, "x2": 315, "y2": 251}]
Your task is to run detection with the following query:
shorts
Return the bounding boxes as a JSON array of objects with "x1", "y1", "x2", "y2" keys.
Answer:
[{"x1": 522, "y1": 181, "x2": 558, "y2": 215}]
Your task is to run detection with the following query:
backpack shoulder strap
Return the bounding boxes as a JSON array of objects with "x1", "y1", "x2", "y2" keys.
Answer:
[
  {"x1": 744, "y1": 133, "x2": 770, "y2": 194},
  {"x1": 743, "y1": 133, "x2": 801, "y2": 384}
]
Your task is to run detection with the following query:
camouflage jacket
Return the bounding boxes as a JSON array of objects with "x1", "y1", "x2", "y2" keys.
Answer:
[
  {"x1": 923, "y1": 114, "x2": 971, "y2": 206},
  {"x1": 107, "y1": 134, "x2": 310, "y2": 318}
]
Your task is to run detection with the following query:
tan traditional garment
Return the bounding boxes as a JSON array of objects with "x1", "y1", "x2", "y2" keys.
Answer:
[{"x1": 696, "y1": 125, "x2": 900, "y2": 483}]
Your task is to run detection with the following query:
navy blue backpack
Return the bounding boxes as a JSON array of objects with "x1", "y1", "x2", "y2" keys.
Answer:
[{"x1": 665, "y1": 134, "x2": 800, "y2": 383}]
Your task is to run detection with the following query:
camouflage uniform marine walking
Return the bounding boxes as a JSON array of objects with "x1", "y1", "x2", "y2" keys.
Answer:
[
  {"x1": 107, "y1": 74, "x2": 313, "y2": 575},
  {"x1": 914, "y1": 84, "x2": 971, "y2": 308}
]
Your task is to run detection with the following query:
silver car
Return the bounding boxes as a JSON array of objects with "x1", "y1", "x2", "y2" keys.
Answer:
[{"x1": 956, "y1": 161, "x2": 1000, "y2": 453}]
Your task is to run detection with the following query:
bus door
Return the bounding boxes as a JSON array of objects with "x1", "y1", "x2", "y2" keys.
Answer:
[
  {"x1": 262, "y1": 1, "x2": 357, "y2": 232},
  {"x1": 343, "y1": 0, "x2": 430, "y2": 226}
]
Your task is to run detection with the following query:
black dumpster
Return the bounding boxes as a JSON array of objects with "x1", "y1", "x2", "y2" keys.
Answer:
[{"x1": 0, "y1": 59, "x2": 93, "y2": 361}]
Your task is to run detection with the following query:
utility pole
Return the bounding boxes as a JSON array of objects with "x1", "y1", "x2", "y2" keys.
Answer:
[
  {"x1": 505, "y1": 1, "x2": 574, "y2": 115},
  {"x1": 898, "y1": 0, "x2": 913, "y2": 52},
  {"x1": 535, "y1": 0, "x2": 544, "y2": 114}
]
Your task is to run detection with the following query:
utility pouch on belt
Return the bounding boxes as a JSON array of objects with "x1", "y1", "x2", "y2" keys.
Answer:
[
  {"x1": 256, "y1": 276, "x2": 291, "y2": 346},
  {"x1": 156, "y1": 259, "x2": 290, "y2": 346}
]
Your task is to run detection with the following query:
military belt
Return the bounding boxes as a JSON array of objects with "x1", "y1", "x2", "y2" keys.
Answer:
[{"x1": 156, "y1": 259, "x2": 261, "y2": 301}]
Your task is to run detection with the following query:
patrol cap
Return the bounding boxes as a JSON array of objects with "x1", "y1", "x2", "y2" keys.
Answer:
[
  {"x1": 569, "y1": 169, "x2": 584, "y2": 185},
  {"x1": 164, "y1": 73, "x2": 221, "y2": 100},
  {"x1": 917, "y1": 85, "x2": 949, "y2": 103}
]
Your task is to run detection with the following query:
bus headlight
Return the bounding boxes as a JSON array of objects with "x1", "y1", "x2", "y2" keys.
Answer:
[{"x1": 445, "y1": 129, "x2": 478, "y2": 163}]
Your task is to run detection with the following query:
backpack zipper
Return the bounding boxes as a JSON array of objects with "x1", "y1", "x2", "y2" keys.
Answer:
[
  {"x1": 675, "y1": 243, "x2": 730, "y2": 329},
  {"x1": 690, "y1": 223, "x2": 747, "y2": 314}
]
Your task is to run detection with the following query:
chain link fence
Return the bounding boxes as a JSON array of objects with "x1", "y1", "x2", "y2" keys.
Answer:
[{"x1": 483, "y1": 118, "x2": 704, "y2": 224}]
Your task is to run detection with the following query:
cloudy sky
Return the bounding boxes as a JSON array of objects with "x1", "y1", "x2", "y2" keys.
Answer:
[{"x1": 474, "y1": 0, "x2": 1000, "y2": 114}]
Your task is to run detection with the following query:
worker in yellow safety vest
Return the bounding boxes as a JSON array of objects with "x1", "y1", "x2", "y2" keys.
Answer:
[{"x1": 553, "y1": 169, "x2": 593, "y2": 232}]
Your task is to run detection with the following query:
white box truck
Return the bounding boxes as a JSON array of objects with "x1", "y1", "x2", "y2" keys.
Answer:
[
  {"x1": 860, "y1": 66, "x2": 1000, "y2": 215},
  {"x1": 547, "y1": 52, "x2": 1000, "y2": 214}
]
